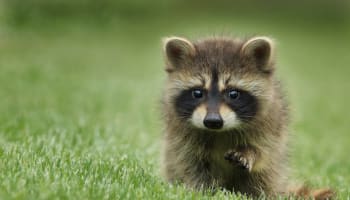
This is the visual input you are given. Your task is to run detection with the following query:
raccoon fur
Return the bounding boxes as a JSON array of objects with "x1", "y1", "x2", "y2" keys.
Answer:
[{"x1": 160, "y1": 36, "x2": 334, "y2": 199}]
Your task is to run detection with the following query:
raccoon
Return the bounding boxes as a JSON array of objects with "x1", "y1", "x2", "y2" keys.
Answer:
[{"x1": 160, "y1": 36, "x2": 334, "y2": 199}]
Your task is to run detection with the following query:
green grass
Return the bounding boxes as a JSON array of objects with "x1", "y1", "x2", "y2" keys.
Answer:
[{"x1": 0, "y1": 14, "x2": 349, "y2": 199}]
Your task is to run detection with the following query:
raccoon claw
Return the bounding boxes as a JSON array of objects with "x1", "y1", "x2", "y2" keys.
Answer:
[{"x1": 224, "y1": 150, "x2": 252, "y2": 171}]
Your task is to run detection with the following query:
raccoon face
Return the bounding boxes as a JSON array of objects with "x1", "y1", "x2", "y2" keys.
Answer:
[
  {"x1": 163, "y1": 36, "x2": 275, "y2": 131},
  {"x1": 174, "y1": 85, "x2": 258, "y2": 130}
]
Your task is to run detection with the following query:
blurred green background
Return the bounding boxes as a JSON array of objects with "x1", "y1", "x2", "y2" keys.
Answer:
[{"x1": 0, "y1": 0, "x2": 349, "y2": 199}]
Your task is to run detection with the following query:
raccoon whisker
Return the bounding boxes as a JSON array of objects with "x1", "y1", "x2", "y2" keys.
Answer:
[
  {"x1": 224, "y1": 115, "x2": 237, "y2": 120},
  {"x1": 240, "y1": 115, "x2": 255, "y2": 119}
]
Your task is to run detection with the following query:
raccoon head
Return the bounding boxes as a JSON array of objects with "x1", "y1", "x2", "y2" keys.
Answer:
[{"x1": 163, "y1": 36, "x2": 275, "y2": 131}]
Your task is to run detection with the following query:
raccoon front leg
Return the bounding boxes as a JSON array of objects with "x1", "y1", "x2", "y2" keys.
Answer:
[
  {"x1": 224, "y1": 147, "x2": 258, "y2": 172},
  {"x1": 183, "y1": 160, "x2": 219, "y2": 190},
  {"x1": 163, "y1": 154, "x2": 217, "y2": 189}
]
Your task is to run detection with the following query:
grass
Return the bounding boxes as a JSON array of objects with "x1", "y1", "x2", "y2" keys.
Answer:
[{"x1": 0, "y1": 13, "x2": 349, "y2": 199}]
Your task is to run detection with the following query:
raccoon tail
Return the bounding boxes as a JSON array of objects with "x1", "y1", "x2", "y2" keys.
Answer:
[{"x1": 288, "y1": 185, "x2": 335, "y2": 200}]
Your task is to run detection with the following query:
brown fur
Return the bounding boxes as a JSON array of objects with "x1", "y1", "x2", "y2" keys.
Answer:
[
  {"x1": 289, "y1": 185, "x2": 335, "y2": 200},
  {"x1": 160, "y1": 36, "x2": 334, "y2": 199}
]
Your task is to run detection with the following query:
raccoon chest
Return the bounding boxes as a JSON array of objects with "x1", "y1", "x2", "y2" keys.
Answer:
[{"x1": 208, "y1": 138, "x2": 237, "y2": 182}]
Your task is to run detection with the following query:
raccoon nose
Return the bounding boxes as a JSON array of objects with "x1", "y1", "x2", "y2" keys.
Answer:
[{"x1": 203, "y1": 113, "x2": 223, "y2": 129}]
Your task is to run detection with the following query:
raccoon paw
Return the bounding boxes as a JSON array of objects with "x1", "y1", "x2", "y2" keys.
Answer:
[{"x1": 224, "y1": 150, "x2": 253, "y2": 171}]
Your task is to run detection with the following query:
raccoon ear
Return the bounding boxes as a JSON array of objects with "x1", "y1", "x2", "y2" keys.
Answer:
[
  {"x1": 163, "y1": 37, "x2": 195, "y2": 72},
  {"x1": 241, "y1": 37, "x2": 275, "y2": 73}
]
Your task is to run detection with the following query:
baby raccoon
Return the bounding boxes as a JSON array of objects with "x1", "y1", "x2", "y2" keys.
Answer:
[{"x1": 160, "y1": 36, "x2": 334, "y2": 199}]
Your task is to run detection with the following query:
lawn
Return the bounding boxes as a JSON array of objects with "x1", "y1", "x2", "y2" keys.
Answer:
[{"x1": 0, "y1": 9, "x2": 349, "y2": 199}]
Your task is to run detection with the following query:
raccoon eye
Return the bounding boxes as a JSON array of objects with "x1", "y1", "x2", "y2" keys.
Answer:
[
  {"x1": 228, "y1": 90, "x2": 240, "y2": 100},
  {"x1": 192, "y1": 89, "x2": 203, "y2": 99}
]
